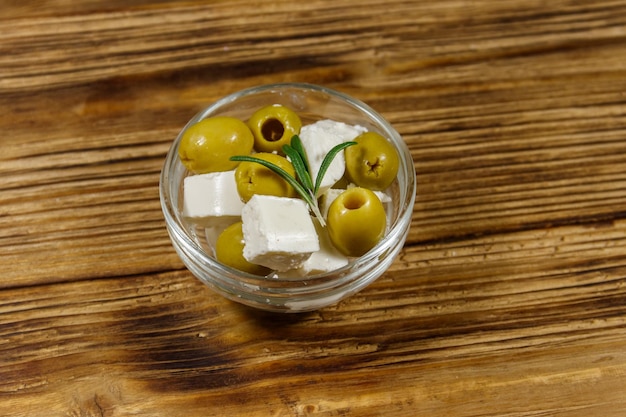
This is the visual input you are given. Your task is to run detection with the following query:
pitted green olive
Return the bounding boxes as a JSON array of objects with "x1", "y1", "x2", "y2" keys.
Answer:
[
  {"x1": 215, "y1": 222, "x2": 271, "y2": 275},
  {"x1": 344, "y1": 131, "x2": 399, "y2": 191},
  {"x1": 178, "y1": 116, "x2": 254, "y2": 174},
  {"x1": 327, "y1": 187, "x2": 387, "y2": 257},
  {"x1": 234, "y1": 152, "x2": 297, "y2": 202},
  {"x1": 247, "y1": 105, "x2": 302, "y2": 153}
]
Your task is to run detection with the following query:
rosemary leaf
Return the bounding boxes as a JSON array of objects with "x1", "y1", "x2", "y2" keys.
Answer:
[
  {"x1": 313, "y1": 141, "x2": 357, "y2": 196},
  {"x1": 283, "y1": 144, "x2": 314, "y2": 191},
  {"x1": 290, "y1": 135, "x2": 311, "y2": 174}
]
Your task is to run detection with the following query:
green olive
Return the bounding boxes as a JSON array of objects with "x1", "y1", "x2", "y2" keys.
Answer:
[
  {"x1": 215, "y1": 222, "x2": 271, "y2": 275},
  {"x1": 344, "y1": 131, "x2": 400, "y2": 191},
  {"x1": 178, "y1": 116, "x2": 254, "y2": 174},
  {"x1": 247, "y1": 105, "x2": 302, "y2": 153},
  {"x1": 234, "y1": 152, "x2": 297, "y2": 202},
  {"x1": 327, "y1": 187, "x2": 387, "y2": 257}
]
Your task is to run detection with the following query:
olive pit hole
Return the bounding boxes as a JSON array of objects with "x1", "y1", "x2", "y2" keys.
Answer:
[
  {"x1": 343, "y1": 192, "x2": 366, "y2": 210},
  {"x1": 261, "y1": 118, "x2": 285, "y2": 142}
]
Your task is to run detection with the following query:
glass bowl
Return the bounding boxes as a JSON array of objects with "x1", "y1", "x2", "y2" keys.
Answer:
[{"x1": 159, "y1": 83, "x2": 416, "y2": 312}]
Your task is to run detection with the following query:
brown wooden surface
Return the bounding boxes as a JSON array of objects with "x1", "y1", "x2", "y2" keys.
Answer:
[{"x1": 2, "y1": 1, "x2": 626, "y2": 416}]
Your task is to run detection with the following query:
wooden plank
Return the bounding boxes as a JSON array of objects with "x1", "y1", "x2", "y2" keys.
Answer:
[{"x1": 1, "y1": 0, "x2": 626, "y2": 415}]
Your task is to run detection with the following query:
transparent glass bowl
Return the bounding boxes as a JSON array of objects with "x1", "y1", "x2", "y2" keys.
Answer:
[{"x1": 160, "y1": 83, "x2": 416, "y2": 312}]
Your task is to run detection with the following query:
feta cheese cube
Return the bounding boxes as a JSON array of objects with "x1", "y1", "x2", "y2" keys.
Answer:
[
  {"x1": 288, "y1": 219, "x2": 349, "y2": 277},
  {"x1": 319, "y1": 188, "x2": 344, "y2": 218},
  {"x1": 299, "y1": 120, "x2": 367, "y2": 194},
  {"x1": 182, "y1": 170, "x2": 244, "y2": 227},
  {"x1": 242, "y1": 195, "x2": 319, "y2": 271}
]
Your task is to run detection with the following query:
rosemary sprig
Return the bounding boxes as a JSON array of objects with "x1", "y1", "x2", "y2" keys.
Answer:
[
  {"x1": 230, "y1": 135, "x2": 356, "y2": 227},
  {"x1": 282, "y1": 136, "x2": 314, "y2": 192}
]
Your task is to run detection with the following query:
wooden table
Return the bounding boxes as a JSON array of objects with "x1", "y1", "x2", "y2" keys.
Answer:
[{"x1": 2, "y1": 1, "x2": 626, "y2": 416}]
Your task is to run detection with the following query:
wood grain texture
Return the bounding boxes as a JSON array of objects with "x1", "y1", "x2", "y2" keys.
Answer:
[{"x1": 1, "y1": 0, "x2": 626, "y2": 416}]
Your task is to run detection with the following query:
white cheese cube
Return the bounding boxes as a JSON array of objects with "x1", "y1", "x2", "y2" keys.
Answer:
[
  {"x1": 288, "y1": 219, "x2": 349, "y2": 277},
  {"x1": 299, "y1": 120, "x2": 367, "y2": 194},
  {"x1": 241, "y1": 195, "x2": 319, "y2": 271},
  {"x1": 319, "y1": 188, "x2": 344, "y2": 218},
  {"x1": 182, "y1": 171, "x2": 244, "y2": 227}
]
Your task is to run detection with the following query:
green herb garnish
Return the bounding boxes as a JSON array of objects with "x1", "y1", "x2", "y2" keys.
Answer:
[{"x1": 230, "y1": 135, "x2": 356, "y2": 227}]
